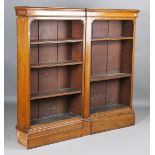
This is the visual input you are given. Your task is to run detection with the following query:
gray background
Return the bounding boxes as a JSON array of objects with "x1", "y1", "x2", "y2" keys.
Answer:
[{"x1": 4, "y1": 0, "x2": 150, "y2": 155}]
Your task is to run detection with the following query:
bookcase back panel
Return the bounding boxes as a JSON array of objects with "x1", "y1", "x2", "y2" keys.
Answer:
[
  {"x1": 31, "y1": 20, "x2": 39, "y2": 40},
  {"x1": 58, "y1": 44, "x2": 71, "y2": 61},
  {"x1": 92, "y1": 20, "x2": 133, "y2": 38},
  {"x1": 30, "y1": 100, "x2": 39, "y2": 120},
  {"x1": 91, "y1": 81, "x2": 106, "y2": 109},
  {"x1": 91, "y1": 80, "x2": 120, "y2": 110},
  {"x1": 58, "y1": 67, "x2": 71, "y2": 89},
  {"x1": 90, "y1": 78, "x2": 131, "y2": 112},
  {"x1": 91, "y1": 40, "x2": 132, "y2": 75},
  {"x1": 30, "y1": 43, "x2": 83, "y2": 64},
  {"x1": 58, "y1": 20, "x2": 71, "y2": 39},
  {"x1": 106, "y1": 79, "x2": 120, "y2": 104},
  {"x1": 120, "y1": 78, "x2": 131, "y2": 106},
  {"x1": 30, "y1": 43, "x2": 83, "y2": 65},
  {"x1": 91, "y1": 41, "x2": 107, "y2": 76},
  {"x1": 38, "y1": 97, "x2": 70, "y2": 118},
  {"x1": 70, "y1": 94, "x2": 82, "y2": 114},
  {"x1": 108, "y1": 21, "x2": 122, "y2": 37},
  {"x1": 39, "y1": 44, "x2": 57, "y2": 63},
  {"x1": 92, "y1": 20, "x2": 109, "y2": 38},
  {"x1": 30, "y1": 70, "x2": 38, "y2": 94},
  {"x1": 30, "y1": 46, "x2": 38, "y2": 64},
  {"x1": 121, "y1": 40, "x2": 133, "y2": 73},
  {"x1": 121, "y1": 20, "x2": 134, "y2": 37},
  {"x1": 39, "y1": 20, "x2": 57, "y2": 39},
  {"x1": 30, "y1": 66, "x2": 82, "y2": 92},
  {"x1": 30, "y1": 95, "x2": 82, "y2": 125},
  {"x1": 30, "y1": 20, "x2": 38, "y2": 65},
  {"x1": 38, "y1": 68, "x2": 58, "y2": 92},
  {"x1": 30, "y1": 20, "x2": 83, "y2": 64},
  {"x1": 31, "y1": 20, "x2": 83, "y2": 40},
  {"x1": 107, "y1": 41, "x2": 121, "y2": 73}
]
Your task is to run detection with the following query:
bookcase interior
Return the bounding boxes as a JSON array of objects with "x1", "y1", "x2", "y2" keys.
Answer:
[
  {"x1": 92, "y1": 20, "x2": 133, "y2": 38},
  {"x1": 30, "y1": 20, "x2": 83, "y2": 125},
  {"x1": 90, "y1": 20, "x2": 133, "y2": 113}
]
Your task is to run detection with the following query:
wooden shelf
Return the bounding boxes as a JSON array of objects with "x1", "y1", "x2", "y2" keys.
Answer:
[
  {"x1": 91, "y1": 36, "x2": 133, "y2": 42},
  {"x1": 91, "y1": 73, "x2": 131, "y2": 82},
  {"x1": 31, "y1": 88, "x2": 82, "y2": 100},
  {"x1": 31, "y1": 112, "x2": 80, "y2": 125},
  {"x1": 91, "y1": 103, "x2": 128, "y2": 114},
  {"x1": 31, "y1": 38, "x2": 83, "y2": 45},
  {"x1": 31, "y1": 60, "x2": 83, "y2": 69}
]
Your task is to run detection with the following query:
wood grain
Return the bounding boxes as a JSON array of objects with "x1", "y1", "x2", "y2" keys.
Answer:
[
  {"x1": 86, "y1": 8, "x2": 140, "y2": 18},
  {"x1": 107, "y1": 40, "x2": 121, "y2": 74},
  {"x1": 91, "y1": 73, "x2": 131, "y2": 82},
  {"x1": 91, "y1": 81, "x2": 106, "y2": 109},
  {"x1": 31, "y1": 88, "x2": 82, "y2": 100},
  {"x1": 17, "y1": 17, "x2": 30, "y2": 129},
  {"x1": 31, "y1": 39, "x2": 83, "y2": 45},
  {"x1": 17, "y1": 116, "x2": 83, "y2": 149},
  {"x1": 31, "y1": 61, "x2": 83, "y2": 69},
  {"x1": 90, "y1": 107, "x2": 135, "y2": 133},
  {"x1": 91, "y1": 41, "x2": 108, "y2": 76},
  {"x1": 92, "y1": 36, "x2": 133, "y2": 41},
  {"x1": 15, "y1": 7, "x2": 86, "y2": 17}
]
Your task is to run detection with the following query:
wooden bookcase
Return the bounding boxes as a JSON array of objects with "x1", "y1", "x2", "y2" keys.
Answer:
[{"x1": 15, "y1": 7, "x2": 139, "y2": 148}]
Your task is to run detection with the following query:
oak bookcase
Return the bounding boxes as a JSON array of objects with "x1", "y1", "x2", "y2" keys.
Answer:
[{"x1": 15, "y1": 7, "x2": 139, "y2": 148}]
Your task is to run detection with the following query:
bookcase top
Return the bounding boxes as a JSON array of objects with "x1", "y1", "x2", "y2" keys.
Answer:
[
  {"x1": 15, "y1": 6, "x2": 86, "y2": 17},
  {"x1": 86, "y1": 8, "x2": 140, "y2": 18},
  {"x1": 86, "y1": 8, "x2": 140, "y2": 12},
  {"x1": 15, "y1": 6, "x2": 85, "y2": 11},
  {"x1": 15, "y1": 6, "x2": 140, "y2": 18}
]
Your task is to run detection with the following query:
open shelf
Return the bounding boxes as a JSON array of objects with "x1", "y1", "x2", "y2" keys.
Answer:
[
  {"x1": 31, "y1": 94, "x2": 82, "y2": 125},
  {"x1": 31, "y1": 88, "x2": 82, "y2": 100},
  {"x1": 91, "y1": 73, "x2": 131, "y2": 82},
  {"x1": 31, "y1": 60, "x2": 83, "y2": 69},
  {"x1": 30, "y1": 20, "x2": 83, "y2": 126},
  {"x1": 29, "y1": 20, "x2": 84, "y2": 126},
  {"x1": 31, "y1": 38, "x2": 83, "y2": 45},
  {"x1": 92, "y1": 20, "x2": 133, "y2": 39},
  {"x1": 30, "y1": 20, "x2": 83, "y2": 67},
  {"x1": 92, "y1": 36, "x2": 133, "y2": 42},
  {"x1": 31, "y1": 112, "x2": 80, "y2": 125},
  {"x1": 90, "y1": 20, "x2": 133, "y2": 113},
  {"x1": 90, "y1": 103, "x2": 128, "y2": 114},
  {"x1": 91, "y1": 39, "x2": 133, "y2": 77},
  {"x1": 90, "y1": 78, "x2": 131, "y2": 112}
]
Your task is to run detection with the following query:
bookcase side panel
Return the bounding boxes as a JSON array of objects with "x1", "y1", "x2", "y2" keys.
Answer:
[
  {"x1": 17, "y1": 17, "x2": 30, "y2": 130},
  {"x1": 130, "y1": 20, "x2": 136, "y2": 107}
]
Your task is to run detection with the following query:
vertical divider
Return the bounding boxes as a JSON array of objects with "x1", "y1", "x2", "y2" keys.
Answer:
[
  {"x1": 83, "y1": 16, "x2": 92, "y2": 135},
  {"x1": 82, "y1": 18, "x2": 86, "y2": 118},
  {"x1": 37, "y1": 20, "x2": 40, "y2": 120},
  {"x1": 130, "y1": 20, "x2": 136, "y2": 108},
  {"x1": 105, "y1": 20, "x2": 110, "y2": 106},
  {"x1": 90, "y1": 22, "x2": 92, "y2": 111},
  {"x1": 84, "y1": 17, "x2": 92, "y2": 118},
  {"x1": 56, "y1": 20, "x2": 58, "y2": 114}
]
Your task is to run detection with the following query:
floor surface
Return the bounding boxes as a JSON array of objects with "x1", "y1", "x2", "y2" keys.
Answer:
[{"x1": 4, "y1": 100, "x2": 150, "y2": 155}]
